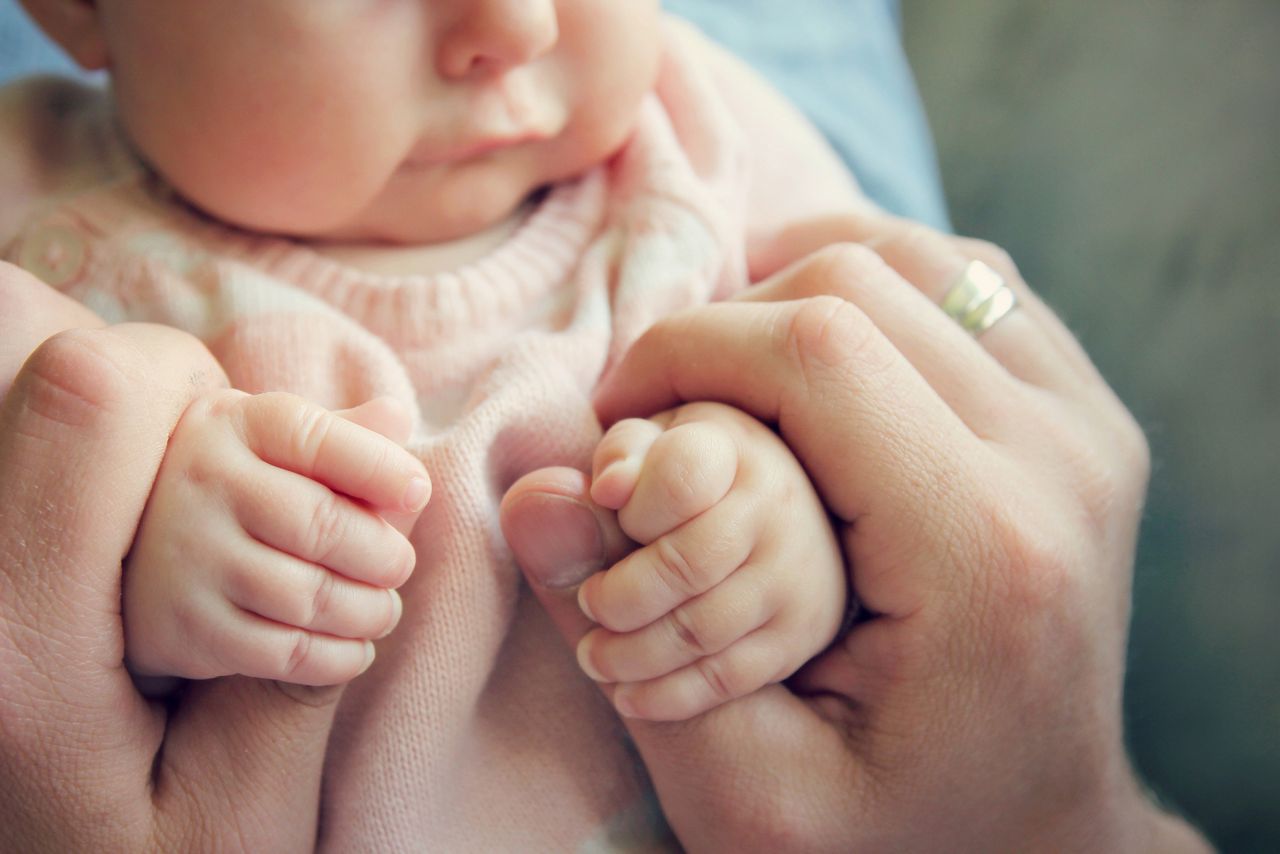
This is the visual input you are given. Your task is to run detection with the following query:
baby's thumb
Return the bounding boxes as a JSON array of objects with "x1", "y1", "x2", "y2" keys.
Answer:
[
  {"x1": 500, "y1": 467, "x2": 633, "y2": 650},
  {"x1": 336, "y1": 397, "x2": 419, "y2": 535},
  {"x1": 334, "y1": 396, "x2": 414, "y2": 445}
]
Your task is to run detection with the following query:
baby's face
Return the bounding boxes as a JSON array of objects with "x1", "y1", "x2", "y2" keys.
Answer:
[{"x1": 96, "y1": 0, "x2": 662, "y2": 244}]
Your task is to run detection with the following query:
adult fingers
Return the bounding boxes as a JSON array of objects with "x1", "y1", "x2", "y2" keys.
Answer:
[
  {"x1": 501, "y1": 467, "x2": 634, "y2": 644},
  {"x1": 742, "y1": 243, "x2": 1031, "y2": 437},
  {"x1": 0, "y1": 261, "x2": 105, "y2": 402},
  {"x1": 858, "y1": 219, "x2": 1087, "y2": 390},
  {"x1": 752, "y1": 213, "x2": 1096, "y2": 391},
  {"x1": 0, "y1": 323, "x2": 226, "y2": 726},
  {"x1": 0, "y1": 323, "x2": 225, "y2": 846}
]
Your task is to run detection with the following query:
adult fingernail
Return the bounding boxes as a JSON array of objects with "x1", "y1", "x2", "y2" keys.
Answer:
[
  {"x1": 507, "y1": 494, "x2": 606, "y2": 590},
  {"x1": 359, "y1": 641, "x2": 376, "y2": 675}
]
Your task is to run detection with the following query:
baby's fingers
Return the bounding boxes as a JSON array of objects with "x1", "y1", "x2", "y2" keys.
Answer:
[
  {"x1": 590, "y1": 417, "x2": 665, "y2": 511},
  {"x1": 595, "y1": 415, "x2": 739, "y2": 546},
  {"x1": 578, "y1": 493, "x2": 756, "y2": 632},
  {"x1": 610, "y1": 631, "x2": 791, "y2": 722},
  {"x1": 577, "y1": 562, "x2": 776, "y2": 684},
  {"x1": 223, "y1": 544, "x2": 402, "y2": 642},
  {"x1": 238, "y1": 466, "x2": 416, "y2": 589},
  {"x1": 208, "y1": 610, "x2": 376, "y2": 686},
  {"x1": 239, "y1": 392, "x2": 429, "y2": 514}
]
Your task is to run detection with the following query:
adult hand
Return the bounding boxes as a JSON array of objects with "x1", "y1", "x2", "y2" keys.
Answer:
[
  {"x1": 502, "y1": 216, "x2": 1210, "y2": 852},
  {"x1": 0, "y1": 302, "x2": 390, "y2": 849}
]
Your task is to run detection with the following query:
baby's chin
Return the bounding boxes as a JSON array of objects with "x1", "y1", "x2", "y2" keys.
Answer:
[
  {"x1": 307, "y1": 209, "x2": 520, "y2": 247},
  {"x1": 280, "y1": 184, "x2": 541, "y2": 248}
]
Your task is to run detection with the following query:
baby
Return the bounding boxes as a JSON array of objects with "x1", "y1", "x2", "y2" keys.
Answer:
[{"x1": 2, "y1": 0, "x2": 867, "y2": 847}]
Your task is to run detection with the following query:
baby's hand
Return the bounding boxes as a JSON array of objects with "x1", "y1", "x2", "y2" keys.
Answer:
[
  {"x1": 124, "y1": 392, "x2": 430, "y2": 686},
  {"x1": 578, "y1": 402, "x2": 846, "y2": 721}
]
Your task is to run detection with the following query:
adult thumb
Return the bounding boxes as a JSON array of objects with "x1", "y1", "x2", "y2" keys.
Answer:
[{"x1": 500, "y1": 467, "x2": 633, "y2": 648}]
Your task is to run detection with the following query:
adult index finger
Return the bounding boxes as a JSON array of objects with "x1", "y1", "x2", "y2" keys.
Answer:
[{"x1": 0, "y1": 323, "x2": 225, "y2": 843}]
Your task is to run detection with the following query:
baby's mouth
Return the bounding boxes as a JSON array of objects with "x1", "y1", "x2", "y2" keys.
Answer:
[{"x1": 400, "y1": 131, "x2": 545, "y2": 171}]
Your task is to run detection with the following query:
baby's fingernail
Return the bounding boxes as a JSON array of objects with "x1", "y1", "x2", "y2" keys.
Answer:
[
  {"x1": 576, "y1": 585, "x2": 597, "y2": 623},
  {"x1": 359, "y1": 641, "x2": 376, "y2": 674},
  {"x1": 380, "y1": 591, "x2": 403, "y2": 638},
  {"x1": 612, "y1": 687, "x2": 638, "y2": 718},
  {"x1": 596, "y1": 458, "x2": 624, "y2": 484},
  {"x1": 403, "y1": 476, "x2": 431, "y2": 511},
  {"x1": 576, "y1": 638, "x2": 606, "y2": 682}
]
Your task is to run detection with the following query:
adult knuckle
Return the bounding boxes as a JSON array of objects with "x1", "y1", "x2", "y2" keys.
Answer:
[
  {"x1": 1056, "y1": 419, "x2": 1147, "y2": 532},
  {"x1": 20, "y1": 328, "x2": 132, "y2": 428},
  {"x1": 985, "y1": 502, "x2": 1081, "y2": 615},
  {"x1": 804, "y1": 242, "x2": 888, "y2": 294},
  {"x1": 892, "y1": 221, "x2": 951, "y2": 259},
  {"x1": 785, "y1": 294, "x2": 885, "y2": 381}
]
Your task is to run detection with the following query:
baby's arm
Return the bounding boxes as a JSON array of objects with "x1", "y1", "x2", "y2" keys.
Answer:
[
  {"x1": 575, "y1": 402, "x2": 846, "y2": 721},
  {"x1": 125, "y1": 390, "x2": 430, "y2": 686}
]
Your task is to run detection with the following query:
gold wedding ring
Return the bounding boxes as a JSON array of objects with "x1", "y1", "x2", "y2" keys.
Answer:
[{"x1": 941, "y1": 260, "x2": 1019, "y2": 336}]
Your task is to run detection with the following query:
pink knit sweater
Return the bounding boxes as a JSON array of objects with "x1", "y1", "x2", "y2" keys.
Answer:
[{"x1": 1, "y1": 19, "x2": 863, "y2": 850}]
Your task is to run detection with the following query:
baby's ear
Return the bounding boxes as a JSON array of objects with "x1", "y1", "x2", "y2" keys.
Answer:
[{"x1": 18, "y1": 0, "x2": 109, "y2": 71}]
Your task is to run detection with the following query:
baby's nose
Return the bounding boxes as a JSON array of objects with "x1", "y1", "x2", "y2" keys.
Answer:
[{"x1": 435, "y1": 0, "x2": 559, "y2": 79}]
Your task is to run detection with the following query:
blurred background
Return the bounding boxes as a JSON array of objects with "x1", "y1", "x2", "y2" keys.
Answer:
[{"x1": 902, "y1": 2, "x2": 1279, "y2": 850}]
